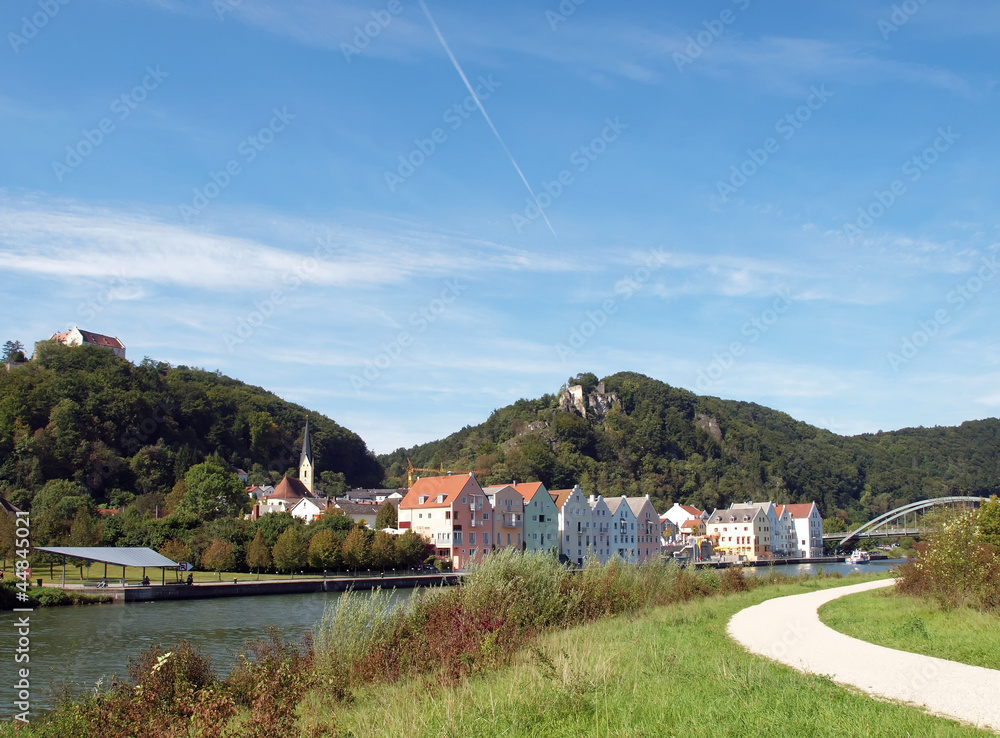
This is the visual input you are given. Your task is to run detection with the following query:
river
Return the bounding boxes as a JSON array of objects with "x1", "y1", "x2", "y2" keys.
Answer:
[{"x1": 2, "y1": 559, "x2": 906, "y2": 712}]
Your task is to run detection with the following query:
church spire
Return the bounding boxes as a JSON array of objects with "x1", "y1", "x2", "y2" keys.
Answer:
[{"x1": 299, "y1": 419, "x2": 314, "y2": 494}]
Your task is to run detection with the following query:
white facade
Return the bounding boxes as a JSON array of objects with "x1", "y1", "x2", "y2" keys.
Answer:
[
  {"x1": 552, "y1": 485, "x2": 594, "y2": 565},
  {"x1": 786, "y1": 502, "x2": 824, "y2": 558},
  {"x1": 606, "y1": 496, "x2": 638, "y2": 563},
  {"x1": 587, "y1": 495, "x2": 612, "y2": 563}
]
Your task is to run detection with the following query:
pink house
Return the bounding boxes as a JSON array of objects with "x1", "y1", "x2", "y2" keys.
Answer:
[{"x1": 398, "y1": 474, "x2": 491, "y2": 570}]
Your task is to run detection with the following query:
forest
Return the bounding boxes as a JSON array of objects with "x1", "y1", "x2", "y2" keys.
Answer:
[{"x1": 380, "y1": 371, "x2": 1000, "y2": 531}]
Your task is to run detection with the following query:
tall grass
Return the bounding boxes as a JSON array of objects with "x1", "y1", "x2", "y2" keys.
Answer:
[{"x1": 311, "y1": 549, "x2": 762, "y2": 694}]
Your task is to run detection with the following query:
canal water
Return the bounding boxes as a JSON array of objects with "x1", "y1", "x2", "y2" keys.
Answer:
[
  {"x1": 2, "y1": 560, "x2": 906, "y2": 712},
  {"x1": 1, "y1": 588, "x2": 411, "y2": 712}
]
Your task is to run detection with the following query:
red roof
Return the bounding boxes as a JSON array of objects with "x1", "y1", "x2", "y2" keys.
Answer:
[
  {"x1": 512, "y1": 481, "x2": 546, "y2": 502},
  {"x1": 549, "y1": 488, "x2": 577, "y2": 510},
  {"x1": 52, "y1": 328, "x2": 124, "y2": 350},
  {"x1": 680, "y1": 505, "x2": 703, "y2": 516},
  {"x1": 784, "y1": 503, "x2": 817, "y2": 519},
  {"x1": 400, "y1": 474, "x2": 481, "y2": 509},
  {"x1": 266, "y1": 477, "x2": 311, "y2": 500},
  {"x1": 681, "y1": 519, "x2": 702, "y2": 529}
]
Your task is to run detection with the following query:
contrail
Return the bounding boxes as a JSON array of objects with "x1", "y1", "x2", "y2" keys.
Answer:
[{"x1": 418, "y1": 0, "x2": 557, "y2": 239}]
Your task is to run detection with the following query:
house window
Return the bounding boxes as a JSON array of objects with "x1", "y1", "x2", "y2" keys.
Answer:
[
  {"x1": 419, "y1": 496, "x2": 427, "y2": 504},
  {"x1": 445, "y1": 511, "x2": 451, "y2": 519},
  {"x1": 438, "y1": 495, "x2": 445, "y2": 504},
  {"x1": 470, "y1": 532, "x2": 476, "y2": 545},
  {"x1": 418, "y1": 513, "x2": 422, "y2": 519},
  {"x1": 462, "y1": 496, "x2": 467, "y2": 504},
  {"x1": 532, "y1": 515, "x2": 537, "y2": 522}
]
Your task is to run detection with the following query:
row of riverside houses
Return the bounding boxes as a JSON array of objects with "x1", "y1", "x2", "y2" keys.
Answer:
[
  {"x1": 660, "y1": 501, "x2": 824, "y2": 561},
  {"x1": 707, "y1": 501, "x2": 824, "y2": 561},
  {"x1": 397, "y1": 474, "x2": 662, "y2": 570}
]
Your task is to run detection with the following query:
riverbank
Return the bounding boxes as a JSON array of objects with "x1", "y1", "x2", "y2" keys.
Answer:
[
  {"x1": 66, "y1": 572, "x2": 461, "y2": 603},
  {"x1": 311, "y1": 574, "x2": 988, "y2": 737}
]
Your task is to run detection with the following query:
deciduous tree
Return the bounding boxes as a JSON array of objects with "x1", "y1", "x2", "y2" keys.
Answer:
[
  {"x1": 202, "y1": 538, "x2": 235, "y2": 581},
  {"x1": 308, "y1": 528, "x2": 341, "y2": 570},
  {"x1": 341, "y1": 526, "x2": 371, "y2": 571},
  {"x1": 246, "y1": 530, "x2": 272, "y2": 578},
  {"x1": 271, "y1": 527, "x2": 307, "y2": 574}
]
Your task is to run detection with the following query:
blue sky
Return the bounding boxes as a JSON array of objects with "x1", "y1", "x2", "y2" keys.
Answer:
[{"x1": 2, "y1": 0, "x2": 999, "y2": 455}]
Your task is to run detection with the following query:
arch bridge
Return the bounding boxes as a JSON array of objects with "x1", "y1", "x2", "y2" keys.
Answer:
[{"x1": 826, "y1": 496, "x2": 988, "y2": 551}]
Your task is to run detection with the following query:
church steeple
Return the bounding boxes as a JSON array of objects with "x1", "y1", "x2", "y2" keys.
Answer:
[{"x1": 299, "y1": 419, "x2": 314, "y2": 494}]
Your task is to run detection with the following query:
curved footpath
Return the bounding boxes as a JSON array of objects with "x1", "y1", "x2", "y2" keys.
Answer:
[{"x1": 728, "y1": 579, "x2": 1000, "y2": 734}]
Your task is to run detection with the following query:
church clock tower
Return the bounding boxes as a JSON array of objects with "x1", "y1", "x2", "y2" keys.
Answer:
[{"x1": 299, "y1": 419, "x2": 315, "y2": 494}]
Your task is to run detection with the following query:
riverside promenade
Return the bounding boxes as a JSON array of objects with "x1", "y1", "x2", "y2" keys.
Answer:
[
  {"x1": 728, "y1": 579, "x2": 1000, "y2": 733},
  {"x1": 66, "y1": 572, "x2": 462, "y2": 603}
]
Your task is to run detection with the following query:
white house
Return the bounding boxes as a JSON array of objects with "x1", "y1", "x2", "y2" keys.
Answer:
[
  {"x1": 588, "y1": 494, "x2": 612, "y2": 563},
  {"x1": 606, "y1": 496, "x2": 639, "y2": 563},
  {"x1": 661, "y1": 503, "x2": 707, "y2": 544},
  {"x1": 784, "y1": 502, "x2": 824, "y2": 558},
  {"x1": 551, "y1": 485, "x2": 594, "y2": 566},
  {"x1": 707, "y1": 505, "x2": 772, "y2": 561},
  {"x1": 627, "y1": 496, "x2": 662, "y2": 562},
  {"x1": 290, "y1": 496, "x2": 334, "y2": 523},
  {"x1": 50, "y1": 326, "x2": 126, "y2": 359}
]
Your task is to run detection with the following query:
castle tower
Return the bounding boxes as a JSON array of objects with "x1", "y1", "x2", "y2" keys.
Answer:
[{"x1": 299, "y1": 419, "x2": 314, "y2": 494}]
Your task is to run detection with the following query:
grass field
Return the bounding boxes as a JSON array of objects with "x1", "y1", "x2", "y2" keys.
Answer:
[
  {"x1": 299, "y1": 575, "x2": 991, "y2": 738},
  {"x1": 819, "y1": 587, "x2": 1000, "y2": 671}
]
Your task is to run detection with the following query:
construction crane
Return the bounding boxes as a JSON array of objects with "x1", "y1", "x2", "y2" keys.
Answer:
[{"x1": 406, "y1": 458, "x2": 488, "y2": 488}]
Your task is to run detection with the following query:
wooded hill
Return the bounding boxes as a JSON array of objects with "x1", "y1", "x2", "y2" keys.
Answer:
[
  {"x1": 0, "y1": 340, "x2": 383, "y2": 511},
  {"x1": 379, "y1": 372, "x2": 1000, "y2": 530}
]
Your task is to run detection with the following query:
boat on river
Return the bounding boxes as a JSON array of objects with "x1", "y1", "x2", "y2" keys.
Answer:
[{"x1": 847, "y1": 549, "x2": 871, "y2": 564}]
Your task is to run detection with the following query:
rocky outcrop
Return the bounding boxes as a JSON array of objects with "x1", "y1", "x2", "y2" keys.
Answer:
[{"x1": 559, "y1": 381, "x2": 620, "y2": 421}]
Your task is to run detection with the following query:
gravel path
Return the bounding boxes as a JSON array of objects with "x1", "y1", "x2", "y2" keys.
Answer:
[{"x1": 728, "y1": 579, "x2": 1000, "y2": 734}]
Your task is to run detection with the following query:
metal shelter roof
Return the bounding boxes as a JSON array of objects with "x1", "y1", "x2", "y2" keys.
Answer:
[{"x1": 34, "y1": 547, "x2": 179, "y2": 568}]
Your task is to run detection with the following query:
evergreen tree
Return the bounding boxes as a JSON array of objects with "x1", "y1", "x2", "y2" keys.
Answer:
[{"x1": 375, "y1": 501, "x2": 397, "y2": 530}]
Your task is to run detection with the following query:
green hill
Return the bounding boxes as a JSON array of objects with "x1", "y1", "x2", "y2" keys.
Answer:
[
  {"x1": 0, "y1": 340, "x2": 382, "y2": 510},
  {"x1": 379, "y1": 371, "x2": 1000, "y2": 529}
]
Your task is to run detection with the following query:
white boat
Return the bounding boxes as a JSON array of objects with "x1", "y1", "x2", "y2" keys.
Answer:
[{"x1": 847, "y1": 550, "x2": 871, "y2": 564}]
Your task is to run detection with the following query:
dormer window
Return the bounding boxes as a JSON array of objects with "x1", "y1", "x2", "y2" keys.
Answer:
[
  {"x1": 437, "y1": 494, "x2": 446, "y2": 504},
  {"x1": 419, "y1": 496, "x2": 427, "y2": 504}
]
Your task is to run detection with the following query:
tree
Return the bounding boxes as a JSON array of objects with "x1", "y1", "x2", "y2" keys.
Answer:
[
  {"x1": 271, "y1": 527, "x2": 307, "y2": 574},
  {"x1": 202, "y1": 538, "x2": 236, "y2": 581},
  {"x1": 2, "y1": 340, "x2": 25, "y2": 364},
  {"x1": 308, "y1": 528, "x2": 341, "y2": 570},
  {"x1": 395, "y1": 529, "x2": 428, "y2": 567},
  {"x1": 68, "y1": 508, "x2": 99, "y2": 546},
  {"x1": 0, "y1": 513, "x2": 15, "y2": 569},
  {"x1": 341, "y1": 526, "x2": 372, "y2": 571},
  {"x1": 159, "y1": 538, "x2": 192, "y2": 567},
  {"x1": 977, "y1": 495, "x2": 1000, "y2": 549},
  {"x1": 246, "y1": 530, "x2": 272, "y2": 579},
  {"x1": 179, "y1": 462, "x2": 247, "y2": 520},
  {"x1": 371, "y1": 530, "x2": 398, "y2": 569},
  {"x1": 375, "y1": 501, "x2": 397, "y2": 530}
]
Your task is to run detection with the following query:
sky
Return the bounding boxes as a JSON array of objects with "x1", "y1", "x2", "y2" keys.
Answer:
[{"x1": 1, "y1": 0, "x2": 999, "y2": 455}]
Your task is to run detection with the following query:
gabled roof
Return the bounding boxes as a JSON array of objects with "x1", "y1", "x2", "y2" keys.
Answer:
[
  {"x1": 512, "y1": 481, "x2": 547, "y2": 502},
  {"x1": 52, "y1": 327, "x2": 125, "y2": 350},
  {"x1": 336, "y1": 500, "x2": 379, "y2": 516},
  {"x1": 292, "y1": 496, "x2": 333, "y2": 512},
  {"x1": 679, "y1": 504, "x2": 703, "y2": 516},
  {"x1": 267, "y1": 476, "x2": 311, "y2": 500},
  {"x1": 681, "y1": 519, "x2": 703, "y2": 529},
  {"x1": 606, "y1": 496, "x2": 635, "y2": 517},
  {"x1": 549, "y1": 487, "x2": 579, "y2": 510},
  {"x1": 708, "y1": 506, "x2": 762, "y2": 524},
  {"x1": 625, "y1": 496, "x2": 654, "y2": 517},
  {"x1": 784, "y1": 502, "x2": 818, "y2": 519},
  {"x1": 400, "y1": 473, "x2": 481, "y2": 509}
]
